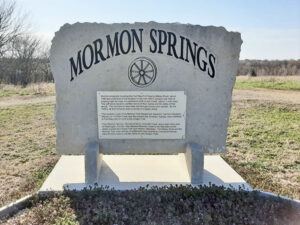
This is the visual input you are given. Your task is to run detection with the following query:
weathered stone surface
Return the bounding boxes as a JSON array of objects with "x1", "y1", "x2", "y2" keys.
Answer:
[{"x1": 50, "y1": 22, "x2": 242, "y2": 154}]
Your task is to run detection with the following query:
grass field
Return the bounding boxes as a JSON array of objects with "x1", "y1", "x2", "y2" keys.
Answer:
[
  {"x1": 0, "y1": 103, "x2": 58, "y2": 207},
  {"x1": 0, "y1": 77, "x2": 299, "y2": 222},
  {"x1": 0, "y1": 76, "x2": 299, "y2": 100},
  {"x1": 235, "y1": 76, "x2": 300, "y2": 90},
  {"x1": 223, "y1": 102, "x2": 300, "y2": 199}
]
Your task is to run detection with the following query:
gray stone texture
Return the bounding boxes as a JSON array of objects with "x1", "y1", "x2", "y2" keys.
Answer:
[
  {"x1": 50, "y1": 22, "x2": 242, "y2": 154},
  {"x1": 85, "y1": 141, "x2": 102, "y2": 183},
  {"x1": 185, "y1": 142, "x2": 204, "y2": 184}
]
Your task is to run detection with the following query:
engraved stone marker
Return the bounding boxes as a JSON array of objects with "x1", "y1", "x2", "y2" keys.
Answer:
[{"x1": 50, "y1": 22, "x2": 242, "y2": 184}]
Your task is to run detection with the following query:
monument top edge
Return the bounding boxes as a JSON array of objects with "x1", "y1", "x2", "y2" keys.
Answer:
[{"x1": 52, "y1": 21, "x2": 241, "y2": 43}]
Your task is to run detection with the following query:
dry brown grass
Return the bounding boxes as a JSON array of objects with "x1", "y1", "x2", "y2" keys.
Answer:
[
  {"x1": 223, "y1": 101, "x2": 300, "y2": 199},
  {"x1": 0, "y1": 103, "x2": 59, "y2": 207},
  {"x1": 235, "y1": 76, "x2": 300, "y2": 90},
  {"x1": 0, "y1": 83, "x2": 55, "y2": 98},
  {"x1": 1, "y1": 76, "x2": 299, "y2": 99}
]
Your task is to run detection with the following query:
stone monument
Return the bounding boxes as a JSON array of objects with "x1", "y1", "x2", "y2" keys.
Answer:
[{"x1": 50, "y1": 22, "x2": 242, "y2": 185}]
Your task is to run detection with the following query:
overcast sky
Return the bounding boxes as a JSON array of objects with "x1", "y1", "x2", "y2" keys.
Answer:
[{"x1": 16, "y1": 0, "x2": 300, "y2": 60}]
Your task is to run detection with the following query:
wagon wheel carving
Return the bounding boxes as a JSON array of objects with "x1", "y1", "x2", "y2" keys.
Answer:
[{"x1": 128, "y1": 57, "x2": 157, "y2": 87}]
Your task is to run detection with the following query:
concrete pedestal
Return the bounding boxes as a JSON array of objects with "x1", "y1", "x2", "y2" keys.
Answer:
[
  {"x1": 40, "y1": 154, "x2": 251, "y2": 192},
  {"x1": 185, "y1": 143, "x2": 204, "y2": 184},
  {"x1": 85, "y1": 142, "x2": 102, "y2": 184}
]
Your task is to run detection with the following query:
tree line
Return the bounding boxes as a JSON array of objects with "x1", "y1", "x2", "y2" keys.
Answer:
[
  {"x1": 2, "y1": 57, "x2": 300, "y2": 87},
  {"x1": 238, "y1": 59, "x2": 300, "y2": 76}
]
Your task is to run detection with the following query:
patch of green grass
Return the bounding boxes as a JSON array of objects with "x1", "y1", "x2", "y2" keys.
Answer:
[
  {"x1": 223, "y1": 103, "x2": 300, "y2": 199},
  {"x1": 0, "y1": 88, "x2": 33, "y2": 97},
  {"x1": 234, "y1": 77, "x2": 300, "y2": 90}
]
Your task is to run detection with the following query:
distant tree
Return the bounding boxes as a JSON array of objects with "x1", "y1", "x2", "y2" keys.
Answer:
[
  {"x1": 11, "y1": 35, "x2": 40, "y2": 86},
  {"x1": 238, "y1": 60, "x2": 300, "y2": 76},
  {"x1": 250, "y1": 69, "x2": 257, "y2": 77},
  {"x1": 34, "y1": 44, "x2": 53, "y2": 83},
  {"x1": 0, "y1": 0, "x2": 24, "y2": 58}
]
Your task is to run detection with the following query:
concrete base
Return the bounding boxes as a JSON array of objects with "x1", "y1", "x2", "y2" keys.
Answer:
[{"x1": 40, "y1": 154, "x2": 251, "y2": 192}]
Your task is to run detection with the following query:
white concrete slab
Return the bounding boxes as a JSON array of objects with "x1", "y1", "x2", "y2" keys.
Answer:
[{"x1": 40, "y1": 154, "x2": 251, "y2": 192}]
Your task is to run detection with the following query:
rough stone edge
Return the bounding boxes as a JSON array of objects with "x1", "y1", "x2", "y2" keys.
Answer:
[
  {"x1": 1, "y1": 189, "x2": 299, "y2": 220},
  {"x1": 50, "y1": 21, "x2": 242, "y2": 53}
]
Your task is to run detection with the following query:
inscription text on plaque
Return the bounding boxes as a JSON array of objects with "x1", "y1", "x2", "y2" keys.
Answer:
[{"x1": 97, "y1": 91, "x2": 186, "y2": 139}]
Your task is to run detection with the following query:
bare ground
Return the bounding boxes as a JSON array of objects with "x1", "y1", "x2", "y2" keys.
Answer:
[{"x1": 0, "y1": 96, "x2": 55, "y2": 107}]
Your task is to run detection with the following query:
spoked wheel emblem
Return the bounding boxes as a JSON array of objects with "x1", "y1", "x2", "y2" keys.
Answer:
[{"x1": 128, "y1": 57, "x2": 157, "y2": 87}]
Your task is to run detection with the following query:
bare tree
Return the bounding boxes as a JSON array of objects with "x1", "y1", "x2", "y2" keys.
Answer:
[
  {"x1": 0, "y1": 0, "x2": 24, "y2": 57},
  {"x1": 238, "y1": 60, "x2": 300, "y2": 76},
  {"x1": 11, "y1": 35, "x2": 40, "y2": 86},
  {"x1": 37, "y1": 44, "x2": 53, "y2": 82}
]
